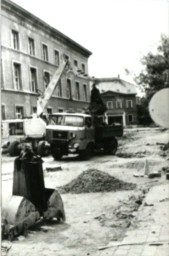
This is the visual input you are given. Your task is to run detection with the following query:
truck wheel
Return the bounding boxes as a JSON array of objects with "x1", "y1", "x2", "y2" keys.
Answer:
[
  {"x1": 79, "y1": 144, "x2": 94, "y2": 160},
  {"x1": 8, "y1": 141, "x2": 21, "y2": 156},
  {"x1": 51, "y1": 145, "x2": 62, "y2": 160},
  {"x1": 104, "y1": 138, "x2": 118, "y2": 155},
  {"x1": 37, "y1": 141, "x2": 50, "y2": 157}
]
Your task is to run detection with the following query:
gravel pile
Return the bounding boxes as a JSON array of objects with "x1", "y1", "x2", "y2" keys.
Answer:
[{"x1": 58, "y1": 169, "x2": 136, "y2": 194}]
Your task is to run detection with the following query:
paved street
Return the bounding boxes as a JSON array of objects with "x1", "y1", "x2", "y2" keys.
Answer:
[{"x1": 1, "y1": 127, "x2": 169, "y2": 256}]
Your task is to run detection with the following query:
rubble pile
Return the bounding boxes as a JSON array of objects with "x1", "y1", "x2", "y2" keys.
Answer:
[
  {"x1": 157, "y1": 142, "x2": 169, "y2": 157},
  {"x1": 58, "y1": 169, "x2": 136, "y2": 194}
]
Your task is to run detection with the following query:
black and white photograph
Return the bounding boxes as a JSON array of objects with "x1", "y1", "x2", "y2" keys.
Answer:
[{"x1": 1, "y1": 0, "x2": 169, "y2": 255}]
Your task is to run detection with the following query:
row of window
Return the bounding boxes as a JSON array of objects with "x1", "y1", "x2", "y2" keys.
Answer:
[
  {"x1": 1, "y1": 104, "x2": 135, "y2": 123},
  {"x1": 12, "y1": 62, "x2": 88, "y2": 101},
  {"x1": 107, "y1": 100, "x2": 133, "y2": 109},
  {"x1": 1, "y1": 105, "x2": 65, "y2": 120},
  {"x1": 12, "y1": 30, "x2": 86, "y2": 73}
]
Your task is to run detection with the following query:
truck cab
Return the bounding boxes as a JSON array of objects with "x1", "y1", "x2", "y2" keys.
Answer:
[
  {"x1": 46, "y1": 112, "x2": 123, "y2": 160},
  {"x1": 46, "y1": 112, "x2": 95, "y2": 159}
]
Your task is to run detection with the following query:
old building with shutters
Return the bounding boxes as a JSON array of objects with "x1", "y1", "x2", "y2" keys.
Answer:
[
  {"x1": 1, "y1": 0, "x2": 92, "y2": 120},
  {"x1": 96, "y1": 77, "x2": 137, "y2": 126}
]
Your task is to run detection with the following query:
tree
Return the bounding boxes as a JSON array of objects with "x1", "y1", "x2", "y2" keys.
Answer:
[
  {"x1": 136, "y1": 34, "x2": 169, "y2": 99},
  {"x1": 126, "y1": 35, "x2": 169, "y2": 125}
]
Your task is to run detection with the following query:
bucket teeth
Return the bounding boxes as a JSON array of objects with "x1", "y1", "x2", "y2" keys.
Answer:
[{"x1": 43, "y1": 189, "x2": 66, "y2": 222}]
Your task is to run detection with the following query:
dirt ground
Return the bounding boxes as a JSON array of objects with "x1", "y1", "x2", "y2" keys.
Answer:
[{"x1": 1, "y1": 127, "x2": 169, "y2": 256}]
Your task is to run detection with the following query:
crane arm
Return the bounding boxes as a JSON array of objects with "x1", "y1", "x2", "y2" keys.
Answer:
[{"x1": 37, "y1": 56, "x2": 69, "y2": 117}]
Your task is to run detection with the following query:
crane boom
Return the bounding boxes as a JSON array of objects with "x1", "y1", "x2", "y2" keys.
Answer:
[{"x1": 37, "y1": 57, "x2": 68, "y2": 116}]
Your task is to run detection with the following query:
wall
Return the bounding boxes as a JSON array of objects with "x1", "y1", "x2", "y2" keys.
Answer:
[
  {"x1": 1, "y1": 1, "x2": 91, "y2": 119},
  {"x1": 102, "y1": 93, "x2": 137, "y2": 125}
]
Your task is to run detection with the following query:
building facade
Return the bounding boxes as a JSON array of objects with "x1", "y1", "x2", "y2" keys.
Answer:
[
  {"x1": 1, "y1": 0, "x2": 92, "y2": 120},
  {"x1": 96, "y1": 78, "x2": 137, "y2": 126}
]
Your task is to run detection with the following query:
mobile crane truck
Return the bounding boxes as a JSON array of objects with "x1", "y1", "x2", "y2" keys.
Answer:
[{"x1": 6, "y1": 56, "x2": 123, "y2": 159}]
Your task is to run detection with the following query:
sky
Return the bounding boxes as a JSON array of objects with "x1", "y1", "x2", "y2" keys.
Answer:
[{"x1": 12, "y1": 0, "x2": 168, "y2": 84}]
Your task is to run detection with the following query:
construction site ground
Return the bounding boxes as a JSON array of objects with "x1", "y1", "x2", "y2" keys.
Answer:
[{"x1": 1, "y1": 127, "x2": 169, "y2": 256}]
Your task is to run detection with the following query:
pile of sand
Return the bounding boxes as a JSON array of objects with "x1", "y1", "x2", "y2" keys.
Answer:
[{"x1": 58, "y1": 169, "x2": 136, "y2": 194}]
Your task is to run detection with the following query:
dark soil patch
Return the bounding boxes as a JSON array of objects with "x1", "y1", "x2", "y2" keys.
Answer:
[
  {"x1": 58, "y1": 169, "x2": 136, "y2": 194},
  {"x1": 116, "y1": 151, "x2": 147, "y2": 158},
  {"x1": 94, "y1": 189, "x2": 146, "y2": 241}
]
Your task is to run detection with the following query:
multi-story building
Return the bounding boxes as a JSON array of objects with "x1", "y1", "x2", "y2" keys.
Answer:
[
  {"x1": 96, "y1": 77, "x2": 137, "y2": 126},
  {"x1": 1, "y1": 0, "x2": 92, "y2": 120}
]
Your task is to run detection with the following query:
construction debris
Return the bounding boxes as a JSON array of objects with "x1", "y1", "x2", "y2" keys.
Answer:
[
  {"x1": 1, "y1": 241, "x2": 12, "y2": 256},
  {"x1": 94, "y1": 190, "x2": 145, "y2": 241},
  {"x1": 58, "y1": 169, "x2": 136, "y2": 194},
  {"x1": 46, "y1": 166, "x2": 62, "y2": 172},
  {"x1": 166, "y1": 172, "x2": 169, "y2": 180},
  {"x1": 148, "y1": 172, "x2": 162, "y2": 179}
]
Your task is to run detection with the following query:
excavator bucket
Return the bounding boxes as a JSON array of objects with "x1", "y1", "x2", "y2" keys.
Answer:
[{"x1": 2, "y1": 147, "x2": 66, "y2": 240}]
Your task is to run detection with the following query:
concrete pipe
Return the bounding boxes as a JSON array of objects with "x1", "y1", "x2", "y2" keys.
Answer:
[{"x1": 2, "y1": 195, "x2": 40, "y2": 239}]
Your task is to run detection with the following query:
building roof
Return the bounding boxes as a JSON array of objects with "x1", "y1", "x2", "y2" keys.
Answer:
[
  {"x1": 94, "y1": 77, "x2": 137, "y2": 95},
  {"x1": 2, "y1": 0, "x2": 92, "y2": 58}
]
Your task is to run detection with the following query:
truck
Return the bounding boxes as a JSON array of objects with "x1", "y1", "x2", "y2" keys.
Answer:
[{"x1": 46, "y1": 112, "x2": 123, "y2": 160}]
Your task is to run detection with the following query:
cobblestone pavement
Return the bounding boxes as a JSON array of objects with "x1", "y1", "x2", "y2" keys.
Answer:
[{"x1": 99, "y1": 182, "x2": 169, "y2": 256}]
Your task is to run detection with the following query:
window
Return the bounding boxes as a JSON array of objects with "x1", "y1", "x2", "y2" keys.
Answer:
[
  {"x1": 42, "y1": 44, "x2": 48, "y2": 61},
  {"x1": 47, "y1": 108, "x2": 52, "y2": 114},
  {"x1": 54, "y1": 50, "x2": 59, "y2": 66},
  {"x1": 13, "y1": 63, "x2": 22, "y2": 90},
  {"x1": 64, "y1": 55, "x2": 69, "y2": 60},
  {"x1": 9, "y1": 122, "x2": 24, "y2": 135},
  {"x1": 28, "y1": 38, "x2": 35, "y2": 56},
  {"x1": 126, "y1": 100, "x2": 133, "y2": 108},
  {"x1": 116, "y1": 100, "x2": 122, "y2": 108},
  {"x1": 1, "y1": 59, "x2": 4, "y2": 89},
  {"x1": 74, "y1": 60, "x2": 78, "y2": 67},
  {"x1": 15, "y1": 106, "x2": 24, "y2": 119},
  {"x1": 12, "y1": 30, "x2": 19, "y2": 50},
  {"x1": 58, "y1": 108, "x2": 63, "y2": 112},
  {"x1": 1, "y1": 105, "x2": 6, "y2": 120},
  {"x1": 107, "y1": 101, "x2": 113, "y2": 109},
  {"x1": 44, "y1": 71, "x2": 50, "y2": 88},
  {"x1": 64, "y1": 116, "x2": 84, "y2": 127},
  {"x1": 30, "y1": 68, "x2": 38, "y2": 92},
  {"x1": 32, "y1": 107, "x2": 37, "y2": 114},
  {"x1": 49, "y1": 115, "x2": 84, "y2": 127},
  {"x1": 56, "y1": 80, "x2": 62, "y2": 97},
  {"x1": 66, "y1": 79, "x2": 72, "y2": 99},
  {"x1": 85, "y1": 117, "x2": 92, "y2": 128},
  {"x1": 75, "y1": 82, "x2": 80, "y2": 100},
  {"x1": 82, "y1": 64, "x2": 85, "y2": 73},
  {"x1": 128, "y1": 114, "x2": 133, "y2": 123},
  {"x1": 83, "y1": 84, "x2": 87, "y2": 101}
]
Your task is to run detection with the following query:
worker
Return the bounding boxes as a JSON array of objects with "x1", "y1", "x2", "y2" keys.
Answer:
[{"x1": 89, "y1": 82, "x2": 107, "y2": 115}]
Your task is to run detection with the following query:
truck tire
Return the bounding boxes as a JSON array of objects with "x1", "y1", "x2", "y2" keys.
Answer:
[
  {"x1": 79, "y1": 143, "x2": 94, "y2": 160},
  {"x1": 104, "y1": 138, "x2": 118, "y2": 155},
  {"x1": 37, "y1": 141, "x2": 50, "y2": 157},
  {"x1": 8, "y1": 141, "x2": 21, "y2": 156},
  {"x1": 51, "y1": 145, "x2": 62, "y2": 160}
]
